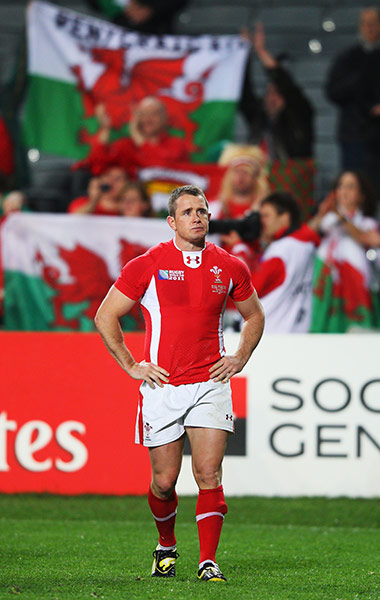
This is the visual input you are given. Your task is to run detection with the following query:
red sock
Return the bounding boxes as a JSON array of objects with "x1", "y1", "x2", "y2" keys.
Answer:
[
  {"x1": 148, "y1": 487, "x2": 178, "y2": 547},
  {"x1": 196, "y1": 485, "x2": 228, "y2": 564}
]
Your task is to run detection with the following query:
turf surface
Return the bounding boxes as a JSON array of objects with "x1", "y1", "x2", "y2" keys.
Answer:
[{"x1": 1, "y1": 495, "x2": 380, "y2": 599}]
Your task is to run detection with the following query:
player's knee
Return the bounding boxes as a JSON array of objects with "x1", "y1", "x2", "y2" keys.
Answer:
[
  {"x1": 194, "y1": 464, "x2": 222, "y2": 488},
  {"x1": 152, "y1": 472, "x2": 178, "y2": 498}
]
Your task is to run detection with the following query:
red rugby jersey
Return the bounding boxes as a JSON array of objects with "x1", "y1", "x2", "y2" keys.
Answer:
[{"x1": 115, "y1": 239, "x2": 254, "y2": 385}]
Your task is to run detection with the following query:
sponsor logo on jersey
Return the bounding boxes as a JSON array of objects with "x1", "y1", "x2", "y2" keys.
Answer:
[
  {"x1": 183, "y1": 251, "x2": 202, "y2": 268},
  {"x1": 158, "y1": 269, "x2": 185, "y2": 281},
  {"x1": 187, "y1": 256, "x2": 200, "y2": 264}
]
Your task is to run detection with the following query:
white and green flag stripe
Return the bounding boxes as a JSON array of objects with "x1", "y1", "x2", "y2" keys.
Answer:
[{"x1": 24, "y1": 1, "x2": 249, "y2": 162}]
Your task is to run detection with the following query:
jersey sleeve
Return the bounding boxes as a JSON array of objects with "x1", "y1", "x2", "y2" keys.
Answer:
[
  {"x1": 229, "y1": 256, "x2": 255, "y2": 302},
  {"x1": 114, "y1": 253, "x2": 151, "y2": 301}
]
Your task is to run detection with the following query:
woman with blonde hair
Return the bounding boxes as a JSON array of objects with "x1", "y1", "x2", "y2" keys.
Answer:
[{"x1": 217, "y1": 144, "x2": 269, "y2": 218}]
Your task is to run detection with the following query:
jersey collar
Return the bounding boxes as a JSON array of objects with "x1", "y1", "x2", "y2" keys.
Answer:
[{"x1": 173, "y1": 239, "x2": 206, "y2": 269}]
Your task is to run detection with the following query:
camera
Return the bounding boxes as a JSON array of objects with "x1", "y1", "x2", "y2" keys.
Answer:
[
  {"x1": 209, "y1": 211, "x2": 261, "y2": 242},
  {"x1": 99, "y1": 183, "x2": 112, "y2": 193}
]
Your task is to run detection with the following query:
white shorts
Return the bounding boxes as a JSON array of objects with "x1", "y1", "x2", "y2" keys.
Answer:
[{"x1": 135, "y1": 379, "x2": 234, "y2": 447}]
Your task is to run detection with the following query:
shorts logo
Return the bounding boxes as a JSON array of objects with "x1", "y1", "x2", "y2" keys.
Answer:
[
  {"x1": 144, "y1": 422, "x2": 153, "y2": 440},
  {"x1": 158, "y1": 269, "x2": 184, "y2": 281}
]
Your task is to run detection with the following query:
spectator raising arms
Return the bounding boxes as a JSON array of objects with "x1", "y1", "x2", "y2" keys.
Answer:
[
  {"x1": 240, "y1": 22, "x2": 314, "y2": 161},
  {"x1": 82, "y1": 97, "x2": 189, "y2": 174}
]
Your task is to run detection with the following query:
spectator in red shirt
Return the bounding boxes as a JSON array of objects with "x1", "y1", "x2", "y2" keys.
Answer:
[
  {"x1": 84, "y1": 97, "x2": 189, "y2": 174},
  {"x1": 68, "y1": 166, "x2": 128, "y2": 215}
]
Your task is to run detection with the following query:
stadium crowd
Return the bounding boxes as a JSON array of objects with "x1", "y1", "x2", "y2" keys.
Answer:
[{"x1": 1, "y1": 2, "x2": 380, "y2": 333}]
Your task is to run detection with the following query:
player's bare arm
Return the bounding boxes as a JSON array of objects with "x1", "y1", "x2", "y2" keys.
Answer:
[
  {"x1": 94, "y1": 285, "x2": 169, "y2": 389},
  {"x1": 210, "y1": 290, "x2": 265, "y2": 383}
]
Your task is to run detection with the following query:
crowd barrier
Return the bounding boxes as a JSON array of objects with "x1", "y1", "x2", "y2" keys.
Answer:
[{"x1": 1, "y1": 331, "x2": 379, "y2": 497}]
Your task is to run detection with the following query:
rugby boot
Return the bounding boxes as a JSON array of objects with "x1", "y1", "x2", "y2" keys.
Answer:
[
  {"x1": 197, "y1": 561, "x2": 227, "y2": 582},
  {"x1": 151, "y1": 545, "x2": 179, "y2": 577}
]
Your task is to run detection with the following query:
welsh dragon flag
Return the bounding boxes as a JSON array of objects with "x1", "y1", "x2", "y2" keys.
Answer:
[
  {"x1": 1, "y1": 213, "x2": 172, "y2": 331},
  {"x1": 311, "y1": 219, "x2": 380, "y2": 332},
  {"x1": 23, "y1": 1, "x2": 249, "y2": 162}
]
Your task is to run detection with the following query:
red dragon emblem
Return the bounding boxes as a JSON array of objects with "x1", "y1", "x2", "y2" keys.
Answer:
[
  {"x1": 36, "y1": 245, "x2": 113, "y2": 329},
  {"x1": 36, "y1": 238, "x2": 149, "y2": 331},
  {"x1": 72, "y1": 47, "x2": 212, "y2": 153},
  {"x1": 314, "y1": 259, "x2": 372, "y2": 323}
]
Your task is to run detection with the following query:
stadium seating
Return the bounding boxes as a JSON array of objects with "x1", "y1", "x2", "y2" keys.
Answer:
[
  {"x1": 176, "y1": 6, "x2": 253, "y2": 35},
  {"x1": 256, "y1": 5, "x2": 322, "y2": 32}
]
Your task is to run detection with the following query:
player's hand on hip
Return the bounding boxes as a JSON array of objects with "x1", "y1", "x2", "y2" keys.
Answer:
[
  {"x1": 209, "y1": 355, "x2": 242, "y2": 384},
  {"x1": 127, "y1": 360, "x2": 169, "y2": 389}
]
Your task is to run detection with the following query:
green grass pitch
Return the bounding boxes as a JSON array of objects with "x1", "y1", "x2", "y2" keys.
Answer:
[{"x1": 1, "y1": 495, "x2": 380, "y2": 599}]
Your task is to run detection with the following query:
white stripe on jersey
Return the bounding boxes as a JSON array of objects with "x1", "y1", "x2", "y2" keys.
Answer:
[
  {"x1": 140, "y1": 275, "x2": 161, "y2": 364},
  {"x1": 218, "y1": 278, "x2": 233, "y2": 357}
]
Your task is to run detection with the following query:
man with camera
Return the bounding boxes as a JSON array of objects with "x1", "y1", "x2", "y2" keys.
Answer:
[{"x1": 211, "y1": 192, "x2": 330, "y2": 333}]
